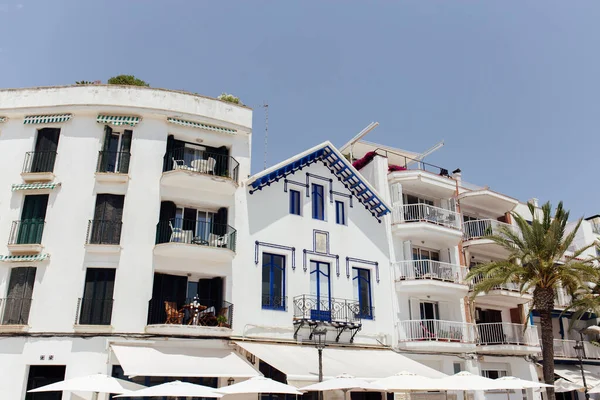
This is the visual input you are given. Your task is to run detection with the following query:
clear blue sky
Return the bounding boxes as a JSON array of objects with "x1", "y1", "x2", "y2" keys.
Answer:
[{"x1": 1, "y1": 1, "x2": 598, "y2": 218}]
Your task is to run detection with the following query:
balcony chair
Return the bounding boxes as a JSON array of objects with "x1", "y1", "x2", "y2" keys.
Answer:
[
  {"x1": 164, "y1": 301, "x2": 184, "y2": 324},
  {"x1": 190, "y1": 157, "x2": 217, "y2": 175},
  {"x1": 172, "y1": 157, "x2": 186, "y2": 170},
  {"x1": 169, "y1": 221, "x2": 189, "y2": 243},
  {"x1": 209, "y1": 233, "x2": 228, "y2": 248}
]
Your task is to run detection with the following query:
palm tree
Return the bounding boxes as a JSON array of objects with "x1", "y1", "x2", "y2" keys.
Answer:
[{"x1": 467, "y1": 201, "x2": 599, "y2": 400}]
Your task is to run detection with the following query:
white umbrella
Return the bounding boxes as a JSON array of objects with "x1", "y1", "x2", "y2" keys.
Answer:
[
  {"x1": 27, "y1": 373, "x2": 146, "y2": 395},
  {"x1": 373, "y1": 371, "x2": 447, "y2": 391},
  {"x1": 436, "y1": 371, "x2": 505, "y2": 391},
  {"x1": 299, "y1": 374, "x2": 381, "y2": 392},
  {"x1": 588, "y1": 383, "x2": 600, "y2": 394},
  {"x1": 555, "y1": 379, "x2": 585, "y2": 393},
  {"x1": 218, "y1": 376, "x2": 303, "y2": 395},
  {"x1": 116, "y1": 381, "x2": 223, "y2": 398},
  {"x1": 496, "y1": 376, "x2": 553, "y2": 390}
]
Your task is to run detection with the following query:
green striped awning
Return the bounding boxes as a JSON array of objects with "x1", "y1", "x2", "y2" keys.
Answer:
[
  {"x1": 0, "y1": 254, "x2": 49, "y2": 262},
  {"x1": 12, "y1": 183, "x2": 59, "y2": 191},
  {"x1": 167, "y1": 117, "x2": 237, "y2": 134},
  {"x1": 97, "y1": 115, "x2": 140, "y2": 127},
  {"x1": 24, "y1": 114, "x2": 72, "y2": 124}
]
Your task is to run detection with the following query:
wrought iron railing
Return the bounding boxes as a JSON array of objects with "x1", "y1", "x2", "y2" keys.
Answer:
[
  {"x1": 75, "y1": 297, "x2": 113, "y2": 325},
  {"x1": 262, "y1": 294, "x2": 286, "y2": 311},
  {"x1": 398, "y1": 319, "x2": 476, "y2": 343},
  {"x1": 23, "y1": 151, "x2": 57, "y2": 173},
  {"x1": 395, "y1": 260, "x2": 467, "y2": 284},
  {"x1": 293, "y1": 294, "x2": 372, "y2": 323},
  {"x1": 164, "y1": 148, "x2": 239, "y2": 183},
  {"x1": 0, "y1": 297, "x2": 33, "y2": 325},
  {"x1": 147, "y1": 297, "x2": 233, "y2": 328},
  {"x1": 97, "y1": 151, "x2": 131, "y2": 174},
  {"x1": 86, "y1": 220, "x2": 122, "y2": 245},
  {"x1": 155, "y1": 218, "x2": 237, "y2": 252},
  {"x1": 8, "y1": 220, "x2": 45, "y2": 245},
  {"x1": 463, "y1": 219, "x2": 518, "y2": 241},
  {"x1": 392, "y1": 203, "x2": 461, "y2": 230},
  {"x1": 476, "y1": 322, "x2": 539, "y2": 346}
]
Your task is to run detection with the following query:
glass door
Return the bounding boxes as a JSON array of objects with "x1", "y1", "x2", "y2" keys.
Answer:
[
  {"x1": 420, "y1": 301, "x2": 439, "y2": 339},
  {"x1": 310, "y1": 261, "x2": 331, "y2": 321}
]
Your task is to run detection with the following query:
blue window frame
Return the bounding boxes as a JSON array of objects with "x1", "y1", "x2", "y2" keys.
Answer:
[
  {"x1": 262, "y1": 253, "x2": 286, "y2": 310},
  {"x1": 310, "y1": 261, "x2": 331, "y2": 321},
  {"x1": 335, "y1": 200, "x2": 345, "y2": 225},
  {"x1": 312, "y1": 184, "x2": 325, "y2": 220},
  {"x1": 289, "y1": 190, "x2": 301, "y2": 215},
  {"x1": 352, "y1": 267, "x2": 373, "y2": 319}
]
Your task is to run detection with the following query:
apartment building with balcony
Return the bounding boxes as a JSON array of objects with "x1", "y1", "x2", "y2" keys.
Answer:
[
  {"x1": 341, "y1": 139, "x2": 540, "y2": 400},
  {"x1": 0, "y1": 85, "x2": 257, "y2": 399}
]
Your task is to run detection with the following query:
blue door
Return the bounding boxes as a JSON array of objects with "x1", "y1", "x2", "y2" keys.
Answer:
[{"x1": 310, "y1": 261, "x2": 331, "y2": 321}]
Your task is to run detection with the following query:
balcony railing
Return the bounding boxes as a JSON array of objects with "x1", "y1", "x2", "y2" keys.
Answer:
[
  {"x1": 164, "y1": 148, "x2": 239, "y2": 183},
  {"x1": 75, "y1": 297, "x2": 113, "y2": 325},
  {"x1": 155, "y1": 218, "x2": 237, "y2": 252},
  {"x1": 22, "y1": 151, "x2": 57, "y2": 173},
  {"x1": 395, "y1": 260, "x2": 467, "y2": 284},
  {"x1": 0, "y1": 297, "x2": 32, "y2": 325},
  {"x1": 86, "y1": 220, "x2": 123, "y2": 245},
  {"x1": 262, "y1": 294, "x2": 286, "y2": 311},
  {"x1": 8, "y1": 220, "x2": 45, "y2": 245},
  {"x1": 398, "y1": 319, "x2": 476, "y2": 343},
  {"x1": 476, "y1": 322, "x2": 539, "y2": 346},
  {"x1": 293, "y1": 294, "x2": 373, "y2": 323},
  {"x1": 463, "y1": 219, "x2": 518, "y2": 241},
  {"x1": 392, "y1": 204, "x2": 461, "y2": 230},
  {"x1": 551, "y1": 339, "x2": 600, "y2": 360},
  {"x1": 470, "y1": 274, "x2": 521, "y2": 292},
  {"x1": 147, "y1": 297, "x2": 233, "y2": 328},
  {"x1": 97, "y1": 151, "x2": 130, "y2": 174}
]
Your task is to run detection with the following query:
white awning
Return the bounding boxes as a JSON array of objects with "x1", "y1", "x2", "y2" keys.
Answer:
[
  {"x1": 554, "y1": 365, "x2": 600, "y2": 389},
  {"x1": 235, "y1": 341, "x2": 446, "y2": 383},
  {"x1": 111, "y1": 344, "x2": 259, "y2": 378}
]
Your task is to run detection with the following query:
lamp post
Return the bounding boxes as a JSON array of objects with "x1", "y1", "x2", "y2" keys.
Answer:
[
  {"x1": 313, "y1": 327, "x2": 327, "y2": 383},
  {"x1": 574, "y1": 339, "x2": 589, "y2": 400}
]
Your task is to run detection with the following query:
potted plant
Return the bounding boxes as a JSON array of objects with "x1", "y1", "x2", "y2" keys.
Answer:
[{"x1": 216, "y1": 315, "x2": 229, "y2": 328}]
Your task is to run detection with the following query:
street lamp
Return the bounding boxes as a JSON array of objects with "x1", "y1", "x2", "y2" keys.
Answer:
[
  {"x1": 574, "y1": 326, "x2": 600, "y2": 400},
  {"x1": 313, "y1": 327, "x2": 327, "y2": 383}
]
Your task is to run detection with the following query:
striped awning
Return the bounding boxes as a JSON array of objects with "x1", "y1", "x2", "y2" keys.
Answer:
[
  {"x1": 24, "y1": 114, "x2": 72, "y2": 124},
  {"x1": 0, "y1": 117, "x2": 6, "y2": 123},
  {"x1": 0, "y1": 254, "x2": 49, "y2": 262},
  {"x1": 97, "y1": 115, "x2": 140, "y2": 127},
  {"x1": 167, "y1": 117, "x2": 237, "y2": 134},
  {"x1": 12, "y1": 183, "x2": 59, "y2": 191}
]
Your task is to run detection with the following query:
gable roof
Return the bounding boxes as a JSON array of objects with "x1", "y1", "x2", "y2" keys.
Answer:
[{"x1": 248, "y1": 141, "x2": 391, "y2": 220}]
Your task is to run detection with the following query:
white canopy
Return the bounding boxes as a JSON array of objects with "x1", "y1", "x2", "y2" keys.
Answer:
[
  {"x1": 116, "y1": 381, "x2": 222, "y2": 398},
  {"x1": 300, "y1": 374, "x2": 381, "y2": 392},
  {"x1": 496, "y1": 376, "x2": 553, "y2": 390},
  {"x1": 235, "y1": 341, "x2": 446, "y2": 382},
  {"x1": 554, "y1": 365, "x2": 600, "y2": 389},
  {"x1": 112, "y1": 344, "x2": 259, "y2": 378},
  {"x1": 554, "y1": 379, "x2": 585, "y2": 393},
  {"x1": 28, "y1": 374, "x2": 146, "y2": 395},
  {"x1": 436, "y1": 371, "x2": 506, "y2": 391},
  {"x1": 373, "y1": 371, "x2": 448, "y2": 391},
  {"x1": 218, "y1": 376, "x2": 303, "y2": 395}
]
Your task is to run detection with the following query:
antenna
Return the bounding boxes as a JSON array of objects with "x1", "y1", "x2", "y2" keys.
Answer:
[{"x1": 262, "y1": 102, "x2": 269, "y2": 170}]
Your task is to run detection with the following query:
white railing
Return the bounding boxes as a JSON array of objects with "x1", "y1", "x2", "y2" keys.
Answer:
[
  {"x1": 470, "y1": 274, "x2": 521, "y2": 292},
  {"x1": 552, "y1": 339, "x2": 600, "y2": 359},
  {"x1": 392, "y1": 204, "x2": 462, "y2": 230},
  {"x1": 476, "y1": 323, "x2": 539, "y2": 346},
  {"x1": 395, "y1": 260, "x2": 467, "y2": 284},
  {"x1": 398, "y1": 320, "x2": 476, "y2": 343},
  {"x1": 554, "y1": 287, "x2": 572, "y2": 308},
  {"x1": 463, "y1": 219, "x2": 518, "y2": 241}
]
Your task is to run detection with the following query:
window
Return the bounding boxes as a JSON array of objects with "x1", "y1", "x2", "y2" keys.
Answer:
[
  {"x1": 353, "y1": 268, "x2": 373, "y2": 319},
  {"x1": 289, "y1": 190, "x2": 301, "y2": 215},
  {"x1": 16, "y1": 195, "x2": 48, "y2": 245},
  {"x1": 3, "y1": 267, "x2": 36, "y2": 325},
  {"x1": 89, "y1": 194, "x2": 124, "y2": 244},
  {"x1": 28, "y1": 128, "x2": 60, "y2": 173},
  {"x1": 453, "y1": 362, "x2": 464, "y2": 374},
  {"x1": 79, "y1": 268, "x2": 115, "y2": 325},
  {"x1": 26, "y1": 365, "x2": 66, "y2": 400},
  {"x1": 98, "y1": 126, "x2": 132, "y2": 173},
  {"x1": 311, "y1": 184, "x2": 325, "y2": 220},
  {"x1": 482, "y1": 370, "x2": 508, "y2": 379},
  {"x1": 335, "y1": 201, "x2": 346, "y2": 225},
  {"x1": 262, "y1": 253, "x2": 286, "y2": 310}
]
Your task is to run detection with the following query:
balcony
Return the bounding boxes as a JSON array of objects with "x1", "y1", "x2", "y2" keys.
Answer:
[
  {"x1": 552, "y1": 339, "x2": 600, "y2": 360},
  {"x1": 476, "y1": 322, "x2": 540, "y2": 354},
  {"x1": 95, "y1": 151, "x2": 130, "y2": 184},
  {"x1": 161, "y1": 148, "x2": 240, "y2": 199},
  {"x1": 463, "y1": 219, "x2": 519, "y2": 257},
  {"x1": 397, "y1": 319, "x2": 476, "y2": 352},
  {"x1": 146, "y1": 297, "x2": 233, "y2": 337},
  {"x1": 458, "y1": 189, "x2": 518, "y2": 217},
  {"x1": 391, "y1": 204, "x2": 463, "y2": 247},
  {"x1": 85, "y1": 220, "x2": 122, "y2": 253},
  {"x1": 7, "y1": 220, "x2": 45, "y2": 254},
  {"x1": 0, "y1": 297, "x2": 32, "y2": 331},
  {"x1": 470, "y1": 275, "x2": 532, "y2": 306},
  {"x1": 394, "y1": 260, "x2": 468, "y2": 295},
  {"x1": 154, "y1": 218, "x2": 236, "y2": 262},
  {"x1": 74, "y1": 298, "x2": 113, "y2": 332},
  {"x1": 293, "y1": 295, "x2": 370, "y2": 343},
  {"x1": 21, "y1": 151, "x2": 57, "y2": 182}
]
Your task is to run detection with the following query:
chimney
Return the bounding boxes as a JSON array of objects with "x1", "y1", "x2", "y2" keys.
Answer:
[
  {"x1": 452, "y1": 168, "x2": 462, "y2": 186},
  {"x1": 529, "y1": 198, "x2": 539, "y2": 207}
]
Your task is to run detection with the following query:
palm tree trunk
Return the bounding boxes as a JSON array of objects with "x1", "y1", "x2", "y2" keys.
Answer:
[{"x1": 535, "y1": 287, "x2": 556, "y2": 400}]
